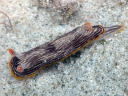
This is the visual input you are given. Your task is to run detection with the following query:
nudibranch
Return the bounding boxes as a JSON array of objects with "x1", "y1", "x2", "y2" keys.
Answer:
[{"x1": 8, "y1": 22, "x2": 124, "y2": 79}]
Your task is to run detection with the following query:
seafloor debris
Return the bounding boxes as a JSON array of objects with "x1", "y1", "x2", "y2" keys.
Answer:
[
  {"x1": 31, "y1": 0, "x2": 81, "y2": 23},
  {"x1": 0, "y1": 11, "x2": 13, "y2": 32}
]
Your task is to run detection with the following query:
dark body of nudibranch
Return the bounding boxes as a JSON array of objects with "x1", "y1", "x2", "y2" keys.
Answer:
[{"x1": 8, "y1": 22, "x2": 123, "y2": 79}]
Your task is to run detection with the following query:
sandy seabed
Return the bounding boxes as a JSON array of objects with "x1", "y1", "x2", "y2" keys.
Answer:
[{"x1": 0, "y1": 0, "x2": 128, "y2": 96}]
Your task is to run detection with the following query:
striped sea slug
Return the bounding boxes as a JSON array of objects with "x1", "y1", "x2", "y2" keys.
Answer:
[{"x1": 8, "y1": 22, "x2": 124, "y2": 79}]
